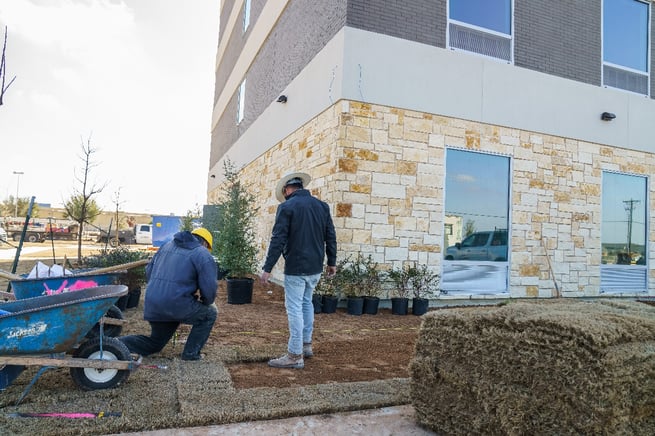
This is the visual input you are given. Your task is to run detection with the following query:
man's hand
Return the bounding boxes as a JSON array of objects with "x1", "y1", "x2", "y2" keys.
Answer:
[
  {"x1": 260, "y1": 271, "x2": 271, "y2": 284},
  {"x1": 326, "y1": 265, "x2": 336, "y2": 277}
]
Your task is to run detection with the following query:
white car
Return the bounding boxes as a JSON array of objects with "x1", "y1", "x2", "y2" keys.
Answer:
[{"x1": 0, "y1": 225, "x2": 7, "y2": 244}]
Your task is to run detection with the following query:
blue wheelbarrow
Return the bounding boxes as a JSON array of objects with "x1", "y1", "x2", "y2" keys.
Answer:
[
  {"x1": 0, "y1": 285, "x2": 141, "y2": 404},
  {"x1": 7, "y1": 271, "x2": 128, "y2": 338}
]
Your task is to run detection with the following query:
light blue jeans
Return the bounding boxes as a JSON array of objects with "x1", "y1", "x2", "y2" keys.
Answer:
[{"x1": 284, "y1": 273, "x2": 321, "y2": 356}]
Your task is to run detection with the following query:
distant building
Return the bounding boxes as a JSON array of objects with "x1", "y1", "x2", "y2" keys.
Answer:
[{"x1": 208, "y1": 1, "x2": 655, "y2": 300}]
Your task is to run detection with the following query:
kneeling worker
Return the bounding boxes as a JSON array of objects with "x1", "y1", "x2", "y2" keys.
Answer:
[{"x1": 119, "y1": 228, "x2": 218, "y2": 361}]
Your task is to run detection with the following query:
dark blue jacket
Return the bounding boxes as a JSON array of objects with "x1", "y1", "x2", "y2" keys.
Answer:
[
  {"x1": 143, "y1": 231, "x2": 218, "y2": 322},
  {"x1": 263, "y1": 189, "x2": 337, "y2": 275}
]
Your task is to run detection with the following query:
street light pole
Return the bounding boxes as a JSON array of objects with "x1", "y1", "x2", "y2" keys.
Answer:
[{"x1": 13, "y1": 171, "x2": 24, "y2": 217}]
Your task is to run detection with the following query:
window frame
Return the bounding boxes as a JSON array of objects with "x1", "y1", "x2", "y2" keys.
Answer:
[
  {"x1": 600, "y1": 170, "x2": 649, "y2": 294},
  {"x1": 446, "y1": 0, "x2": 514, "y2": 64},
  {"x1": 441, "y1": 148, "x2": 512, "y2": 296},
  {"x1": 601, "y1": 0, "x2": 651, "y2": 96}
]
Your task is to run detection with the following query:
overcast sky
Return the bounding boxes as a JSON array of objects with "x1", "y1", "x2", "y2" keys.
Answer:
[{"x1": 0, "y1": 0, "x2": 220, "y2": 217}]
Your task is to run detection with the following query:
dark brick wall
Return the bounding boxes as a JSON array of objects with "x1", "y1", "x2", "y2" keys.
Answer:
[
  {"x1": 514, "y1": 0, "x2": 601, "y2": 86},
  {"x1": 346, "y1": 0, "x2": 445, "y2": 48},
  {"x1": 214, "y1": 0, "x2": 266, "y2": 104},
  {"x1": 211, "y1": 0, "x2": 348, "y2": 166}
]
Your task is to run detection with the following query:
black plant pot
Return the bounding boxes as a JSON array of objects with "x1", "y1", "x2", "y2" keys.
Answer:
[
  {"x1": 412, "y1": 297, "x2": 429, "y2": 316},
  {"x1": 126, "y1": 287, "x2": 141, "y2": 309},
  {"x1": 391, "y1": 297, "x2": 409, "y2": 315},
  {"x1": 363, "y1": 296, "x2": 380, "y2": 315},
  {"x1": 312, "y1": 294, "x2": 323, "y2": 314},
  {"x1": 321, "y1": 295, "x2": 338, "y2": 313},
  {"x1": 346, "y1": 296, "x2": 364, "y2": 316},
  {"x1": 226, "y1": 277, "x2": 253, "y2": 304},
  {"x1": 115, "y1": 294, "x2": 129, "y2": 311}
]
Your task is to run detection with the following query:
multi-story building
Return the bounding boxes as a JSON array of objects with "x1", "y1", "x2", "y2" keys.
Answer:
[{"x1": 208, "y1": 0, "x2": 655, "y2": 301}]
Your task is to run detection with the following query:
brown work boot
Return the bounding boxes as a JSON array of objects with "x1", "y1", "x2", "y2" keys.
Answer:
[
  {"x1": 303, "y1": 343, "x2": 313, "y2": 358},
  {"x1": 268, "y1": 353, "x2": 304, "y2": 369}
]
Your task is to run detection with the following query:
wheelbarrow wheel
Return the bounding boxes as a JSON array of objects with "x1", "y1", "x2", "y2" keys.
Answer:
[
  {"x1": 70, "y1": 336, "x2": 131, "y2": 390},
  {"x1": 86, "y1": 305, "x2": 124, "y2": 339}
]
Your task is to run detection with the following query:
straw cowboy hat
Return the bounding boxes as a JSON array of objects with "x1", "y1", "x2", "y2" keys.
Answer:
[{"x1": 275, "y1": 171, "x2": 311, "y2": 202}]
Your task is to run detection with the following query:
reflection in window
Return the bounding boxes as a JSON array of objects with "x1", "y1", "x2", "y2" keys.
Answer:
[
  {"x1": 450, "y1": 0, "x2": 511, "y2": 34},
  {"x1": 442, "y1": 149, "x2": 510, "y2": 294},
  {"x1": 448, "y1": 0, "x2": 512, "y2": 62},
  {"x1": 603, "y1": 0, "x2": 650, "y2": 95},
  {"x1": 444, "y1": 149, "x2": 510, "y2": 259},
  {"x1": 601, "y1": 172, "x2": 647, "y2": 266}
]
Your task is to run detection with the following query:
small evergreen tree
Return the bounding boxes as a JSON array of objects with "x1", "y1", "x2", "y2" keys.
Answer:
[{"x1": 212, "y1": 159, "x2": 259, "y2": 278}]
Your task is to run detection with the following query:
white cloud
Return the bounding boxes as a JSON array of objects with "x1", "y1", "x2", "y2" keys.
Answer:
[{"x1": 455, "y1": 174, "x2": 476, "y2": 183}]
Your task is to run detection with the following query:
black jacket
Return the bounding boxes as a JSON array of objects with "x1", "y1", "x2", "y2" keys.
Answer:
[{"x1": 263, "y1": 189, "x2": 337, "y2": 275}]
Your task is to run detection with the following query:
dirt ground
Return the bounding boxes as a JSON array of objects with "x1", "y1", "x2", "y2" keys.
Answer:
[{"x1": 0, "y1": 241, "x2": 423, "y2": 391}]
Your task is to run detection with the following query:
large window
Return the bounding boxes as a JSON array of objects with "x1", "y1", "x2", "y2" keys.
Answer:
[
  {"x1": 448, "y1": 0, "x2": 513, "y2": 62},
  {"x1": 237, "y1": 79, "x2": 246, "y2": 124},
  {"x1": 442, "y1": 149, "x2": 511, "y2": 295},
  {"x1": 601, "y1": 172, "x2": 648, "y2": 293},
  {"x1": 603, "y1": 0, "x2": 650, "y2": 95}
]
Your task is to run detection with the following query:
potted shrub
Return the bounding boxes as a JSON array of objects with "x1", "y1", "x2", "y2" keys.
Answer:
[
  {"x1": 84, "y1": 246, "x2": 149, "y2": 310},
  {"x1": 314, "y1": 257, "x2": 348, "y2": 314},
  {"x1": 358, "y1": 254, "x2": 383, "y2": 315},
  {"x1": 339, "y1": 254, "x2": 371, "y2": 316},
  {"x1": 212, "y1": 159, "x2": 259, "y2": 304},
  {"x1": 387, "y1": 263, "x2": 418, "y2": 315},
  {"x1": 410, "y1": 264, "x2": 440, "y2": 316}
]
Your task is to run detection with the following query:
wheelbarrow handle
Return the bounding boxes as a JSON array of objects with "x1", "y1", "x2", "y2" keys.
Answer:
[{"x1": 0, "y1": 269, "x2": 22, "y2": 281}]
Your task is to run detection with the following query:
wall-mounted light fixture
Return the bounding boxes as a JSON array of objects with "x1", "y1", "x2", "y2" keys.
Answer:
[
  {"x1": 276, "y1": 95, "x2": 287, "y2": 103},
  {"x1": 600, "y1": 112, "x2": 616, "y2": 121}
]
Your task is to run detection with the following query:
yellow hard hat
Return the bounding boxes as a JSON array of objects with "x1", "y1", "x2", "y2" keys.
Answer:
[{"x1": 191, "y1": 228, "x2": 213, "y2": 250}]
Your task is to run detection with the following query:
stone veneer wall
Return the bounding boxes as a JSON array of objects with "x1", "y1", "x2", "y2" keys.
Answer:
[{"x1": 210, "y1": 100, "x2": 655, "y2": 298}]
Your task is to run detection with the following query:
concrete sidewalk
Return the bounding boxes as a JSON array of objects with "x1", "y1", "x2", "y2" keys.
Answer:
[{"x1": 119, "y1": 405, "x2": 436, "y2": 435}]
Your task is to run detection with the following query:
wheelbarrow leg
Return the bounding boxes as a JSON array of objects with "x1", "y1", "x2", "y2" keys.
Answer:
[
  {"x1": 15, "y1": 366, "x2": 54, "y2": 406},
  {"x1": 0, "y1": 365, "x2": 26, "y2": 390}
]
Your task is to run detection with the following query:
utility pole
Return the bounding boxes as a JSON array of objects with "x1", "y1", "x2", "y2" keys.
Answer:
[{"x1": 623, "y1": 199, "x2": 640, "y2": 255}]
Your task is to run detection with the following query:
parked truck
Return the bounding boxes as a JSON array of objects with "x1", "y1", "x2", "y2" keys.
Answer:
[
  {"x1": 96, "y1": 223, "x2": 153, "y2": 247},
  {"x1": 2, "y1": 217, "x2": 79, "y2": 243}
]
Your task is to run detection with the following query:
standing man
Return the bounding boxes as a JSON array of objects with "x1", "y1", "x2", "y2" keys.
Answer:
[
  {"x1": 119, "y1": 228, "x2": 218, "y2": 361},
  {"x1": 261, "y1": 172, "x2": 337, "y2": 369}
]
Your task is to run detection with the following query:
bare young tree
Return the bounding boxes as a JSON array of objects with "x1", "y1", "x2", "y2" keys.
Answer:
[
  {"x1": 1, "y1": 26, "x2": 17, "y2": 106},
  {"x1": 63, "y1": 136, "x2": 107, "y2": 263}
]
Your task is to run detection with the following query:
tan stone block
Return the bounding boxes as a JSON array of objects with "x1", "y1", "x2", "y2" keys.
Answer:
[
  {"x1": 519, "y1": 264, "x2": 541, "y2": 276},
  {"x1": 525, "y1": 286, "x2": 539, "y2": 297},
  {"x1": 351, "y1": 184, "x2": 372, "y2": 194},
  {"x1": 352, "y1": 229, "x2": 371, "y2": 244},
  {"x1": 336, "y1": 203, "x2": 352, "y2": 217},
  {"x1": 338, "y1": 158, "x2": 358, "y2": 173},
  {"x1": 397, "y1": 161, "x2": 417, "y2": 175},
  {"x1": 389, "y1": 124, "x2": 403, "y2": 139},
  {"x1": 409, "y1": 243, "x2": 440, "y2": 253},
  {"x1": 600, "y1": 147, "x2": 613, "y2": 157},
  {"x1": 394, "y1": 216, "x2": 417, "y2": 231},
  {"x1": 554, "y1": 191, "x2": 570, "y2": 203},
  {"x1": 577, "y1": 183, "x2": 600, "y2": 196},
  {"x1": 347, "y1": 125, "x2": 371, "y2": 142},
  {"x1": 356, "y1": 149, "x2": 379, "y2": 161},
  {"x1": 465, "y1": 130, "x2": 480, "y2": 148}
]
